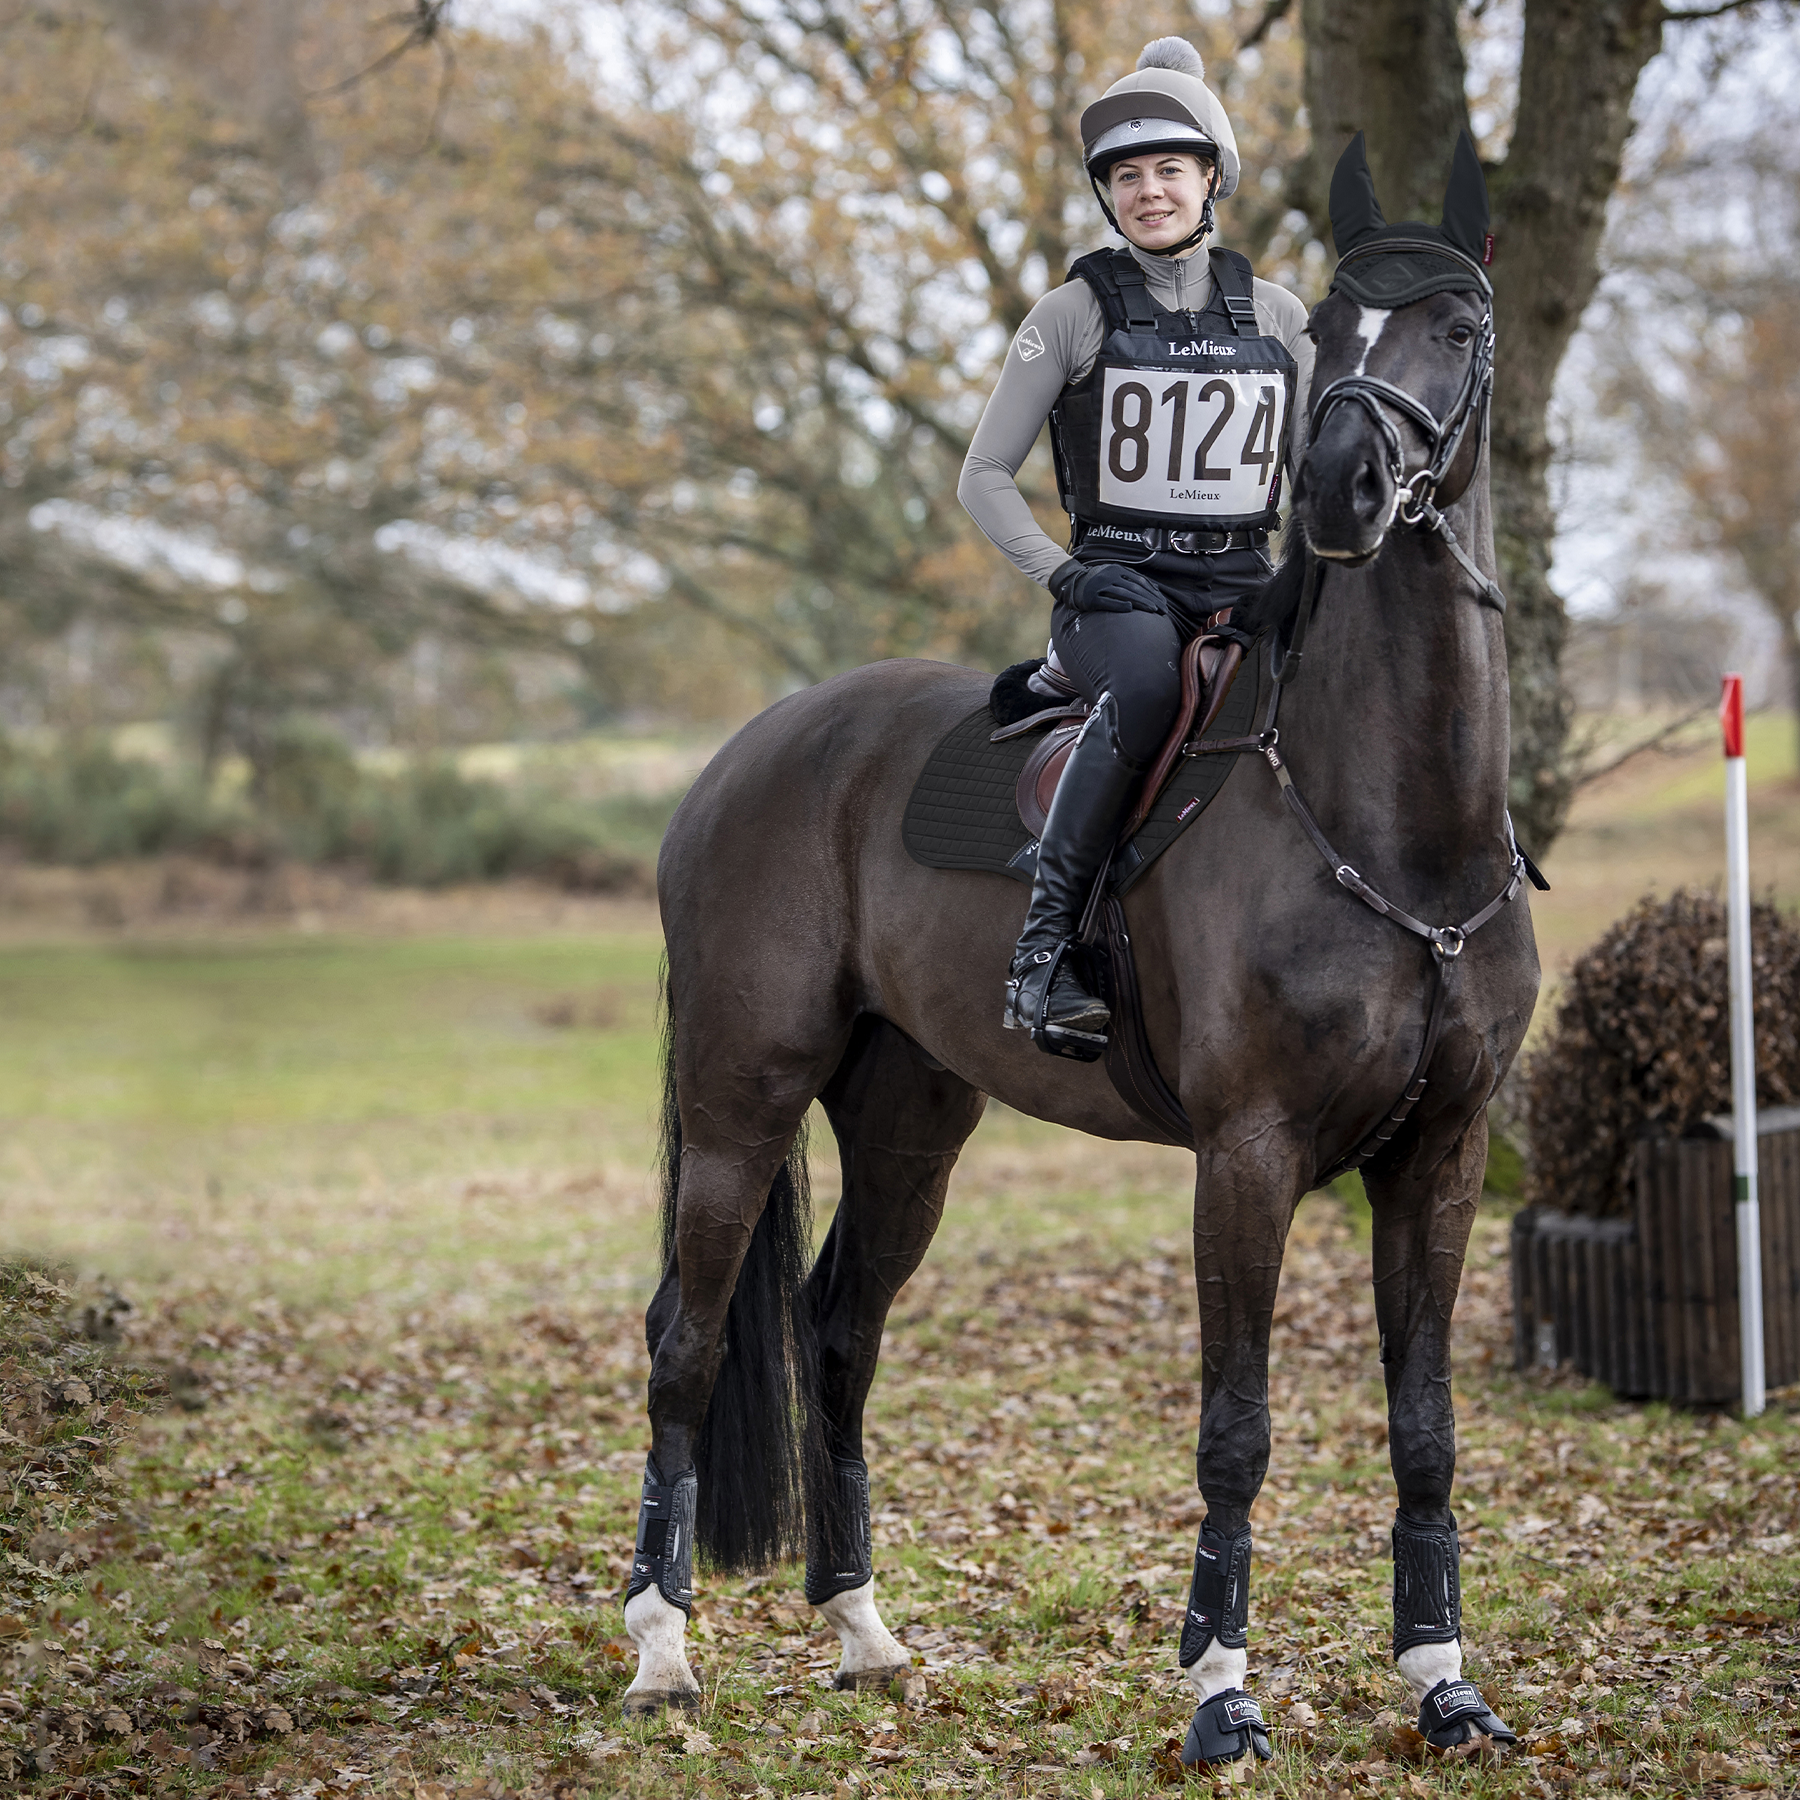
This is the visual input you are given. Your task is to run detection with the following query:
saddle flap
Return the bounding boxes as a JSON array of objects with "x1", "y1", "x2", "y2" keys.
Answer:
[
  {"x1": 1014, "y1": 618, "x2": 1245, "y2": 845},
  {"x1": 1015, "y1": 723, "x2": 1083, "y2": 838}
]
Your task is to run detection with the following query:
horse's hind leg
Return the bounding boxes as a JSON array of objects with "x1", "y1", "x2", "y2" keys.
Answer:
[
  {"x1": 1365, "y1": 1113, "x2": 1517, "y2": 1751},
  {"x1": 623, "y1": 995, "x2": 845, "y2": 1718},
  {"x1": 806, "y1": 1016, "x2": 986, "y2": 1689}
]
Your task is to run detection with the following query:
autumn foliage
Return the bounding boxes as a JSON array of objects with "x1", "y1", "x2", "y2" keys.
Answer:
[{"x1": 1523, "y1": 888, "x2": 1800, "y2": 1217}]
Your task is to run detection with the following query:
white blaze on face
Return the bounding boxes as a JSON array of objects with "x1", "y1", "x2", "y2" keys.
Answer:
[{"x1": 1352, "y1": 305, "x2": 1391, "y2": 376}]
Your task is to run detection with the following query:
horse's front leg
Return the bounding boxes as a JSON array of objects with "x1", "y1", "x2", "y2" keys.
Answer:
[
  {"x1": 1177, "y1": 1132, "x2": 1308, "y2": 1768},
  {"x1": 1365, "y1": 1109, "x2": 1517, "y2": 1753}
]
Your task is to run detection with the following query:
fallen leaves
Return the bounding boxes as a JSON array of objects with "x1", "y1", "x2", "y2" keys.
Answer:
[{"x1": 0, "y1": 1193, "x2": 1792, "y2": 1797}]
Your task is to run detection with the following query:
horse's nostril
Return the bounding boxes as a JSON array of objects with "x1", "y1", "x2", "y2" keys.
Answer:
[{"x1": 1352, "y1": 459, "x2": 1387, "y2": 524}]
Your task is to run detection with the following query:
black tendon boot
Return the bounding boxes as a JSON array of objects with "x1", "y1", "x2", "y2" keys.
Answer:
[
  {"x1": 1002, "y1": 691, "x2": 1144, "y2": 1060},
  {"x1": 1393, "y1": 1511, "x2": 1517, "y2": 1749},
  {"x1": 626, "y1": 1458, "x2": 697, "y2": 1614},
  {"x1": 1177, "y1": 1520, "x2": 1271, "y2": 1767}
]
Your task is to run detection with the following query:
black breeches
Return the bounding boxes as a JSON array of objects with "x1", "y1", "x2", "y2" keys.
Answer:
[{"x1": 1049, "y1": 546, "x2": 1271, "y2": 766}]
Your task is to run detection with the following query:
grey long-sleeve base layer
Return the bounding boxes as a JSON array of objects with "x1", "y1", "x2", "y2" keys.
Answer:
[{"x1": 956, "y1": 241, "x2": 1316, "y2": 587}]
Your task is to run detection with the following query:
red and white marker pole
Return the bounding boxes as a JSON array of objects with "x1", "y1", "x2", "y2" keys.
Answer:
[{"x1": 1720, "y1": 673, "x2": 1765, "y2": 1418}]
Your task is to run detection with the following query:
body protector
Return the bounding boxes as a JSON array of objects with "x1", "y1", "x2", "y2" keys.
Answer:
[{"x1": 1049, "y1": 246, "x2": 1296, "y2": 537}]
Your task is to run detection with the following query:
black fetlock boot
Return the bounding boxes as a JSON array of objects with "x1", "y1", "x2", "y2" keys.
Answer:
[{"x1": 1002, "y1": 691, "x2": 1144, "y2": 1061}]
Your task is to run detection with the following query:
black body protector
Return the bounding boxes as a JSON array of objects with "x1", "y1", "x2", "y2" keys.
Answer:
[{"x1": 1049, "y1": 246, "x2": 1296, "y2": 557}]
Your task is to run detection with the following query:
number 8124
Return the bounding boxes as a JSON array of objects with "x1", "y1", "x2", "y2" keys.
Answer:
[{"x1": 1097, "y1": 368, "x2": 1286, "y2": 518}]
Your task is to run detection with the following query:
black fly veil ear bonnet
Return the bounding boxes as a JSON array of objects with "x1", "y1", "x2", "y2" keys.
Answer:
[{"x1": 1327, "y1": 129, "x2": 1492, "y2": 305}]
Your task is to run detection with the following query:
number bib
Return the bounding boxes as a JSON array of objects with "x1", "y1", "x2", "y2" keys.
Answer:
[
  {"x1": 1097, "y1": 368, "x2": 1288, "y2": 520},
  {"x1": 1048, "y1": 248, "x2": 1299, "y2": 537}
]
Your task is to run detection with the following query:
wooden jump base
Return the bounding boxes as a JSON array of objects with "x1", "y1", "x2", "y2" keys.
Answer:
[{"x1": 1512, "y1": 1106, "x2": 1800, "y2": 1404}]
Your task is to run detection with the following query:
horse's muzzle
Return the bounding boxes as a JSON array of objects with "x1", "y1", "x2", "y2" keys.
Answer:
[{"x1": 1292, "y1": 418, "x2": 1398, "y2": 565}]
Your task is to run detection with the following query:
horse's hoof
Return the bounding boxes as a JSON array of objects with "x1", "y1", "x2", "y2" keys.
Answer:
[
  {"x1": 1417, "y1": 1679, "x2": 1515, "y2": 1754},
  {"x1": 621, "y1": 1688, "x2": 701, "y2": 1719},
  {"x1": 1180, "y1": 1691, "x2": 1273, "y2": 1768},
  {"x1": 834, "y1": 1661, "x2": 916, "y2": 1695}
]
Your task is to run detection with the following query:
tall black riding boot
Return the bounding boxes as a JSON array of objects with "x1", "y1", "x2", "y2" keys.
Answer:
[{"x1": 1002, "y1": 691, "x2": 1144, "y2": 1061}]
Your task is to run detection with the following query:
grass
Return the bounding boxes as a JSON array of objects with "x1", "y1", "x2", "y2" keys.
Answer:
[{"x1": 0, "y1": 714, "x2": 1797, "y2": 1797}]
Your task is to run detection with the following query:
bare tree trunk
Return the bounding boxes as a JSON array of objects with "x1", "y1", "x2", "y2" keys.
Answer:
[
  {"x1": 1299, "y1": 0, "x2": 1665, "y2": 854},
  {"x1": 1300, "y1": 0, "x2": 1469, "y2": 225},
  {"x1": 1487, "y1": 0, "x2": 1664, "y2": 853},
  {"x1": 1783, "y1": 609, "x2": 1800, "y2": 780}
]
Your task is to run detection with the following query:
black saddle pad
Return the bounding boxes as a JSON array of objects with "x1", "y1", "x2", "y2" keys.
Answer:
[{"x1": 902, "y1": 650, "x2": 1263, "y2": 893}]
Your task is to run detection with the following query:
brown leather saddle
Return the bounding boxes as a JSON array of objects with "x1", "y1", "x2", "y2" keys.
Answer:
[{"x1": 993, "y1": 616, "x2": 1244, "y2": 842}]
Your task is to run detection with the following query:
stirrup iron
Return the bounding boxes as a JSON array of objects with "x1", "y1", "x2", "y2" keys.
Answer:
[{"x1": 1003, "y1": 939, "x2": 1107, "y2": 1062}]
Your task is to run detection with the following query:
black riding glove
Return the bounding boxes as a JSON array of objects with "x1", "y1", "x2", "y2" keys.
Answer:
[{"x1": 1047, "y1": 558, "x2": 1168, "y2": 616}]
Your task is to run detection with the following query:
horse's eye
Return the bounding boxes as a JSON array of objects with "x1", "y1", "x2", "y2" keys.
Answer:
[{"x1": 1448, "y1": 324, "x2": 1474, "y2": 346}]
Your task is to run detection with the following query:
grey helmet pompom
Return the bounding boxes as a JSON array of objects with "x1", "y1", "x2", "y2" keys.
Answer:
[{"x1": 1136, "y1": 37, "x2": 1205, "y2": 78}]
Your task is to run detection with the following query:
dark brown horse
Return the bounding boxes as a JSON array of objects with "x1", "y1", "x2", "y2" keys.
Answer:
[{"x1": 623, "y1": 136, "x2": 1538, "y2": 1765}]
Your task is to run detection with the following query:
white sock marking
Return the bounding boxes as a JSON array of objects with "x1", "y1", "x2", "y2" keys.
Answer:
[
  {"x1": 623, "y1": 1586, "x2": 700, "y2": 1706},
  {"x1": 1352, "y1": 305, "x2": 1391, "y2": 376},
  {"x1": 815, "y1": 1578, "x2": 909, "y2": 1679},
  {"x1": 1181, "y1": 1640, "x2": 1248, "y2": 1704},
  {"x1": 1397, "y1": 1640, "x2": 1463, "y2": 1707}
]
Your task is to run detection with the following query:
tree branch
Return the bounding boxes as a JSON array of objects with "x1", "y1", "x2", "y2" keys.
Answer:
[
  {"x1": 660, "y1": 564, "x2": 826, "y2": 687},
  {"x1": 1571, "y1": 702, "x2": 1715, "y2": 789},
  {"x1": 1240, "y1": 0, "x2": 1295, "y2": 49}
]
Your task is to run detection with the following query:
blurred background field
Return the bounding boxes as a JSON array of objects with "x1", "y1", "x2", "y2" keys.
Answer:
[{"x1": 1, "y1": 694, "x2": 1795, "y2": 1314}]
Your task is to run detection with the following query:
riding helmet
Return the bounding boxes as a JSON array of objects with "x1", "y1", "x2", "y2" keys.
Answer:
[{"x1": 1079, "y1": 38, "x2": 1241, "y2": 198}]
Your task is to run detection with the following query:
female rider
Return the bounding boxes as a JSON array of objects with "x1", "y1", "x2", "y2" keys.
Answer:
[{"x1": 960, "y1": 37, "x2": 1313, "y2": 1059}]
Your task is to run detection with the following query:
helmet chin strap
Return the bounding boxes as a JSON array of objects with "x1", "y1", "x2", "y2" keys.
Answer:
[{"x1": 1092, "y1": 163, "x2": 1221, "y2": 260}]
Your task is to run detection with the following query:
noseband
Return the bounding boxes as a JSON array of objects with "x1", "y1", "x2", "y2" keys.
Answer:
[{"x1": 1306, "y1": 239, "x2": 1504, "y2": 611}]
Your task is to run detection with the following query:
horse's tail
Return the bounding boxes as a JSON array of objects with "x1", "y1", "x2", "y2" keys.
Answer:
[{"x1": 656, "y1": 964, "x2": 821, "y2": 1573}]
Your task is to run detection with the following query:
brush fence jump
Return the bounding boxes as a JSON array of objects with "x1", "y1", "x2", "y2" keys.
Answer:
[{"x1": 1513, "y1": 1106, "x2": 1800, "y2": 1404}]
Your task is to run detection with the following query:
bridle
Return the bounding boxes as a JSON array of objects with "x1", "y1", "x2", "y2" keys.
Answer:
[{"x1": 1303, "y1": 237, "x2": 1505, "y2": 611}]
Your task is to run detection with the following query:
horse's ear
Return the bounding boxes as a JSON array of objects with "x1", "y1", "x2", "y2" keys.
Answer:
[
  {"x1": 1440, "y1": 128, "x2": 1489, "y2": 260},
  {"x1": 1328, "y1": 131, "x2": 1385, "y2": 254}
]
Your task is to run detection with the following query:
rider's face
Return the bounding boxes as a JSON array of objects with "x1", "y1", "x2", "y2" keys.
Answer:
[{"x1": 1107, "y1": 152, "x2": 1214, "y2": 252}]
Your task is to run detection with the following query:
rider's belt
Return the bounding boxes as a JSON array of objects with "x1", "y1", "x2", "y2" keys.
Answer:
[
  {"x1": 1163, "y1": 527, "x2": 1267, "y2": 555},
  {"x1": 1077, "y1": 524, "x2": 1268, "y2": 558}
]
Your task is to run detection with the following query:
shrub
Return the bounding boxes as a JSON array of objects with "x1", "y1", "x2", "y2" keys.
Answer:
[
  {"x1": 0, "y1": 731, "x2": 666, "y2": 891},
  {"x1": 1522, "y1": 888, "x2": 1800, "y2": 1216},
  {"x1": 0, "y1": 737, "x2": 251, "y2": 864},
  {"x1": 341, "y1": 760, "x2": 646, "y2": 891}
]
